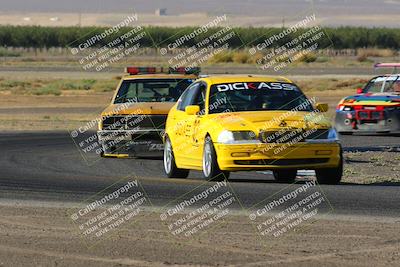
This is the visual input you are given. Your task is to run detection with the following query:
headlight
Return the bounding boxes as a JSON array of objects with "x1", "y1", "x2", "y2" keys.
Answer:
[
  {"x1": 306, "y1": 127, "x2": 339, "y2": 143},
  {"x1": 217, "y1": 130, "x2": 234, "y2": 143},
  {"x1": 217, "y1": 130, "x2": 259, "y2": 144},
  {"x1": 327, "y1": 128, "x2": 339, "y2": 141}
]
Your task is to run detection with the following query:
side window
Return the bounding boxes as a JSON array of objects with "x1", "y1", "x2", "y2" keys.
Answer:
[
  {"x1": 114, "y1": 81, "x2": 129, "y2": 103},
  {"x1": 192, "y1": 83, "x2": 207, "y2": 112},
  {"x1": 177, "y1": 83, "x2": 200, "y2": 111}
]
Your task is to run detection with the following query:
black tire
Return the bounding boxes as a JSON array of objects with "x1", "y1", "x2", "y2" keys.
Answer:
[
  {"x1": 163, "y1": 137, "x2": 189, "y2": 178},
  {"x1": 315, "y1": 148, "x2": 343, "y2": 185},
  {"x1": 273, "y1": 169, "x2": 297, "y2": 183},
  {"x1": 202, "y1": 137, "x2": 230, "y2": 181}
]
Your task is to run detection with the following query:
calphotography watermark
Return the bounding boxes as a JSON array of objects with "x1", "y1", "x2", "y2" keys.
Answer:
[
  {"x1": 248, "y1": 13, "x2": 332, "y2": 72},
  {"x1": 70, "y1": 13, "x2": 150, "y2": 71},
  {"x1": 69, "y1": 99, "x2": 135, "y2": 161},
  {"x1": 158, "y1": 14, "x2": 243, "y2": 69},
  {"x1": 159, "y1": 179, "x2": 239, "y2": 239},
  {"x1": 248, "y1": 181, "x2": 333, "y2": 239},
  {"x1": 69, "y1": 178, "x2": 150, "y2": 245},
  {"x1": 166, "y1": 98, "x2": 232, "y2": 156},
  {"x1": 70, "y1": 97, "x2": 165, "y2": 164},
  {"x1": 251, "y1": 96, "x2": 334, "y2": 157}
]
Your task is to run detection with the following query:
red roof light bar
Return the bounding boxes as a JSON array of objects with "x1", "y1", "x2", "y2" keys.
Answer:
[
  {"x1": 125, "y1": 66, "x2": 200, "y2": 75},
  {"x1": 125, "y1": 67, "x2": 158, "y2": 75}
]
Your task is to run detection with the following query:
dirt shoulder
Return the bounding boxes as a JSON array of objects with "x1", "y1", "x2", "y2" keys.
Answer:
[
  {"x1": 343, "y1": 151, "x2": 400, "y2": 184},
  {"x1": 0, "y1": 202, "x2": 398, "y2": 267},
  {"x1": 0, "y1": 93, "x2": 111, "y2": 131}
]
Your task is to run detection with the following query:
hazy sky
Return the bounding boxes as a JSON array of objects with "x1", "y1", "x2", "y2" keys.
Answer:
[{"x1": 0, "y1": 0, "x2": 399, "y2": 16}]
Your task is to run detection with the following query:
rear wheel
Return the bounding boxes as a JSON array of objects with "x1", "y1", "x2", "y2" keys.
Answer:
[
  {"x1": 164, "y1": 137, "x2": 189, "y2": 178},
  {"x1": 315, "y1": 149, "x2": 343, "y2": 185},
  {"x1": 203, "y1": 137, "x2": 230, "y2": 181},
  {"x1": 273, "y1": 169, "x2": 297, "y2": 183}
]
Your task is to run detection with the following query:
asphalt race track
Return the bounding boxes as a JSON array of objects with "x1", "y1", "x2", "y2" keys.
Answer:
[{"x1": 0, "y1": 131, "x2": 399, "y2": 218}]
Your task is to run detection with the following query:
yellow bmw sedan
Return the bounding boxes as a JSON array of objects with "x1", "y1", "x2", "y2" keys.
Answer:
[{"x1": 163, "y1": 75, "x2": 342, "y2": 184}]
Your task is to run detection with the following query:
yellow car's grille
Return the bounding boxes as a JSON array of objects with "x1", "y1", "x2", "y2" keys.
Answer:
[{"x1": 259, "y1": 129, "x2": 329, "y2": 143}]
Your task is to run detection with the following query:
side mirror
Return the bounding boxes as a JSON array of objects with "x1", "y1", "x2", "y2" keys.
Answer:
[
  {"x1": 316, "y1": 103, "x2": 329, "y2": 112},
  {"x1": 356, "y1": 88, "x2": 363, "y2": 94},
  {"x1": 185, "y1": 105, "x2": 200, "y2": 115}
]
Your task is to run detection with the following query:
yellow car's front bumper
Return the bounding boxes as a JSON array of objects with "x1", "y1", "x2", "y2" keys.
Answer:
[{"x1": 214, "y1": 142, "x2": 341, "y2": 171}]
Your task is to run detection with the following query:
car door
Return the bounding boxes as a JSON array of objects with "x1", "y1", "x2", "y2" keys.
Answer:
[
  {"x1": 170, "y1": 82, "x2": 201, "y2": 166},
  {"x1": 189, "y1": 82, "x2": 207, "y2": 163}
]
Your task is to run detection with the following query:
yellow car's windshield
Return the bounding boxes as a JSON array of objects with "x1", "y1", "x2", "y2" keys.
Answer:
[
  {"x1": 209, "y1": 82, "x2": 313, "y2": 113},
  {"x1": 114, "y1": 79, "x2": 194, "y2": 103}
]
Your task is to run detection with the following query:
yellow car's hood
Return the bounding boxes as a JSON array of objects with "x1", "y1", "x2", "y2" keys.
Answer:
[
  {"x1": 208, "y1": 111, "x2": 331, "y2": 132},
  {"x1": 101, "y1": 102, "x2": 174, "y2": 116}
]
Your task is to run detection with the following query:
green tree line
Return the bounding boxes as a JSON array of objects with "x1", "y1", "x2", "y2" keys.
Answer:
[{"x1": 0, "y1": 25, "x2": 399, "y2": 49}]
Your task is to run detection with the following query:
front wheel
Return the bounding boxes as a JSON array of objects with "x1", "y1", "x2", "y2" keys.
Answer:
[
  {"x1": 203, "y1": 137, "x2": 230, "y2": 181},
  {"x1": 315, "y1": 150, "x2": 343, "y2": 185},
  {"x1": 164, "y1": 137, "x2": 189, "y2": 178}
]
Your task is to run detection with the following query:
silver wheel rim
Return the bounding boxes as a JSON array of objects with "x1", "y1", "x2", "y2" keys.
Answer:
[
  {"x1": 164, "y1": 139, "x2": 172, "y2": 174},
  {"x1": 203, "y1": 142, "x2": 212, "y2": 177}
]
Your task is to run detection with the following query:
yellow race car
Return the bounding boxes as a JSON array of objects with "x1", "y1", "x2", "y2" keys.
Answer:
[
  {"x1": 163, "y1": 75, "x2": 343, "y2": 184},
  {"x1": 97, "y1": 66, "x2": 199, "y2": 157}
]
